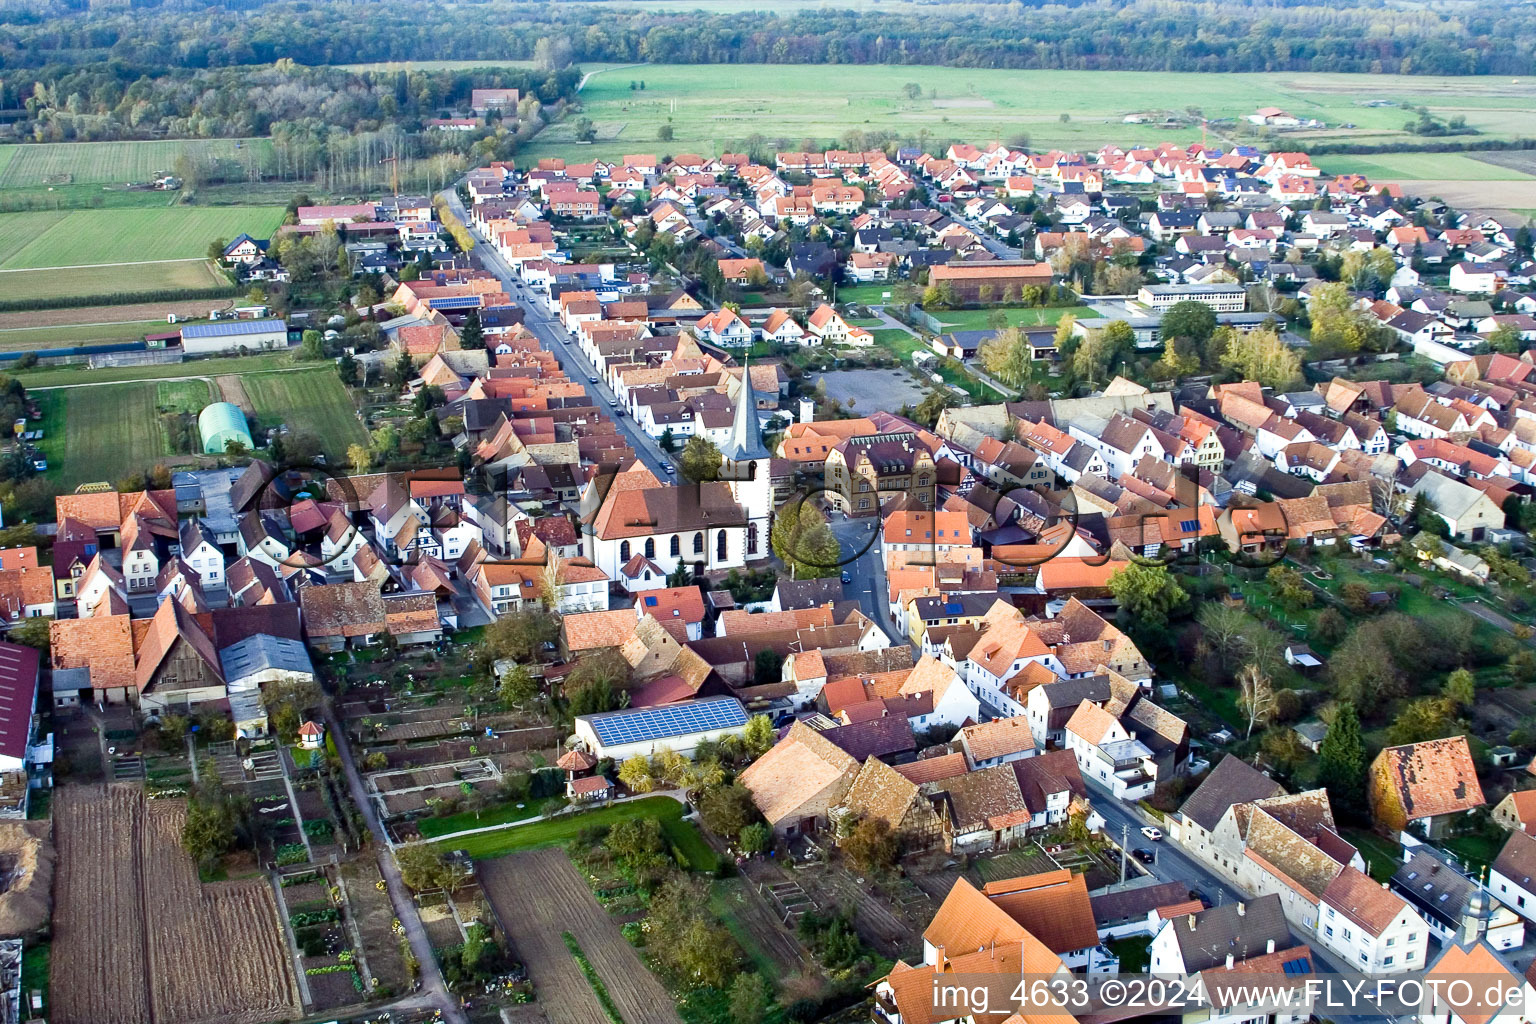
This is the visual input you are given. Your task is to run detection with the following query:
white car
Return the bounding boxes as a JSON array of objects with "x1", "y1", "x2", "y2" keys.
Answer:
[{"x1": 1140, "y1": 826, "x2": 1163, "y2": 841}]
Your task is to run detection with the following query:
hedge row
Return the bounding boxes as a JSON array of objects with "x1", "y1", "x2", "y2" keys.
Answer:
[{"x1": 0, "y1": 284, "x2": 240, "y2": 314}]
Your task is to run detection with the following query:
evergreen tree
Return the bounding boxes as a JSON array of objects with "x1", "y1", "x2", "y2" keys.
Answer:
[
  {"x1": 459, "y1": 308, "x2": 484, "y2": 350},
  {"x1": 1317, "y1": 701, "x2": 1367, "y2": 822}
]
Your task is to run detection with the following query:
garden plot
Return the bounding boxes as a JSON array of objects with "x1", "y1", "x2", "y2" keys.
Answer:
[
  {"x1": 277, "y1": 864, "x2": 367, "y2": 1011},
  {"x1": 337, "y1": 858, "x2": 413, "y2": 996}
]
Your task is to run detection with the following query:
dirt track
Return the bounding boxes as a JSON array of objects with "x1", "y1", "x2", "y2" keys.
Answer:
[
  {"x1": 479, "y1": 849, "x2": 683, "y2": 1024},
  {"x1": 0, "y1": 298, "x2": 222, "y2": 331}
]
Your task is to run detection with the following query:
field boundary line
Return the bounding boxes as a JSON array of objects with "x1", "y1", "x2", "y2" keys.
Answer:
[
  {"x1": 0, "y1": 318, "x2": 169, "y2": 333},
  {"x1": 31, "y1": 365, "x2": 318, "y2": 391},
  {"x1": 0, "y1": 257, "x2": 208, "y2": 273}
]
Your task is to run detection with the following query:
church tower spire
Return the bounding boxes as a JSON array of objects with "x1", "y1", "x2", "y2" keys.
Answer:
[{"x1": 720, "y1": 355, "x2": 772, "y2": 559}]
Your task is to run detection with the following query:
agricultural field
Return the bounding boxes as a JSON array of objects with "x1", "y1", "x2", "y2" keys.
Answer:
[
  {"x1": 0, "y1": 207, "x2": 285, "y2": 269},
  {"x1": 525, "y1": 64, "x2": 1536, "y2": 162},
  {"x1": 479, "y1": 849, "x2": 684, "y2": 1024},
  {"x1": 0, "y1": 258, "x2": 230, "y2": 303},
  {"x1": 34, "y1": 378, "x2": 212, "y2": 487},
  {"x1": 0, "y1": 319, "x2": 171, "y2": 353},
  {"x1": 51, "y1": 784, "x2": 302, "y2": 1024},
  {"x1": 12, "y1": 352, "x2": 294, "y2": 388},
  {"x1": 0, "y1": 138, "x2": 274, "y2": 188},
  {"x1": 1312, "y1": 152, "x2": 1535, "y2": 181},
  {"x1": 239, "y1": 368, "x2": 368, "y2": 458}
]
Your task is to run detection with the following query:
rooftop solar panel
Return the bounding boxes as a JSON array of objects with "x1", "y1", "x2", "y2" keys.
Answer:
[{"x1": 585, "y1": 697, "x2": 748, "y2": 747}]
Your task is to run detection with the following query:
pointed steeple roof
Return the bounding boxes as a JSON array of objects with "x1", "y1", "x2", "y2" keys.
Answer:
[{"x1": 721, "y1": 356, "x2": 771, "y2": 462}]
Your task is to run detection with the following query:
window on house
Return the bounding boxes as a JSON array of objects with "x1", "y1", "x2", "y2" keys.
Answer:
[{"x1": 620, "y1": 541, "x2": 631, "y2": 562}]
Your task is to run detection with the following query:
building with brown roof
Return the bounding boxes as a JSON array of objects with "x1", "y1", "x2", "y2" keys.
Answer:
[
  {"x1": 136, "y1": 598, "x2": 225, "y2": 713},
  {"x1": 841, "y1": 756, "x2": 943, "y2": 850},
  {"x1": 50, "y1": 614, "x2": 136, "y2": 703},
  {"x1": 297, "y1": 581, "x2": 387, "y2": 652},
  {"x1": 739, "y1": 721, "x2": 860, "y2": 837},
  {"x1": 928, "y1": 260, "x2": 1054, "y2": 302},
  {"x1": 935, "y1": 763, "x2": 1031, "y2": 852},
  {"x1": 1369, "y1": 735, "x2": 1486, "y2": 839},
  {"x1": 824, "y1": 431, "x2": 937, "y2": 517},
  {"x1": 982, "y1": 870, "x2": 1111, "y2": 972},
  {"x1": 1318, "y1": 865, "x2": 1428, "y2": 972}
]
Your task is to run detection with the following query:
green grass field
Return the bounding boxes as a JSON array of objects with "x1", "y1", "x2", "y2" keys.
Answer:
[
  {"x1": 934, "y1": 305, "x2": 1092, "y2": 332},
  {"x1": 240, "y1": 368, "x2": 368, "y2": 457},
  {"x1": 12, "y1": 352, "x2": 294, "y2": 388},
  {"x1": 0, "y1": 320, "x2": 167, "y2": 352},
  {"x1": 1313, "y1": 152, "x2": 1535, "y2": 181},
  {"x1": 0, "y1": 207, "x2": 284, "y2": 269},
  {"x1": 0, "y1": 259, "x2": 228, "y2": 302},
  {"x1": 525, "y1": 64, "x2": 1536, "y2": 162},
  {"x1": 36, "y1": 378, "x2": 214, "y2": 487},
  {"x1": 0, "y1": 138, "x2": 274, "y2": 188},
  {"x1": 433, "y1": 796, "x2": 688, "y2": 860}
]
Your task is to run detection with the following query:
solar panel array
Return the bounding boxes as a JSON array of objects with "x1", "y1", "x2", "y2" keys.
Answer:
[
  {"x1": 429, "y1": 295, "x2": 483, "y2": 310},
  {"x1": 180, "y1": 318, "x2": 287, "y2": 338},
  {"x1": 587, "y1": 697, "x2": 748, "y2": 747}
]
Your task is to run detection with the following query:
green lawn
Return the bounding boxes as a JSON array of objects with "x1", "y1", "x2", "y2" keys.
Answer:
[
  {"x1": 0, "y1": 207, "x2": 285, "y2": 269},
  {"x1": 36, "y1": 377, "x2": 214, "y2": 487},
  {"x1": 1442, "y1": 832, "x2": 1505, "y2": 873},
  {"x1": 15, "y1": 352, "x2": 294, "y2": 388},
  {"x1": 240, "y1": 368, "x2": 368, "y2": 458},
  {"x1": 661, "y1": 815, "x2": 717, "y2": 872},
  {"x1": 524, "y1": 65, "x2": 1536, "y2": 162},
  {"x1": 0, "y1": 258, "x2": 228, "y2": 302},
  {"x1": 19, "y1": 942, "x2": 47, "y2": 1018},
  {"x1": 0, "y1": 319, "x2": 170, "y2": 353},
  {"x1": 0, "y1": 138, "x2": 275, "y2": 188},
  {"x1": 432, "y1": 796, "x2": 687, "y2": 860},
  {"x1": 1342, "y1": 828, "x2": 1403, "y2": 882},
  {"x1": 416, "y1": 798, "x2": 553, "y2": 838},
  {"x1": 836, "y1": 282, "x2": 899, "y2": 305},
  {"x1": 933, "y1": 305, "x2": 1091, "y2": 332}
]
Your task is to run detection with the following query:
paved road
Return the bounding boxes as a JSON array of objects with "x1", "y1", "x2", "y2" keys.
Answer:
[
  {"x1": 438, "y1": 190, "x2": 670, "y2": 478},
  {"x1": 938, "y1": 201, "x2": 1023, "y2": 259},
  {"x1": 325, "y1": 702, "x2": 467, "y2": 1024},
  {"x1": 831, "y1": 515, "x2": 897, "y2": 646}
]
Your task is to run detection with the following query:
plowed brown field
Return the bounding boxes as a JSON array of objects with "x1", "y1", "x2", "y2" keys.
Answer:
[
  {"x1": 479, "y1": 849, "x2": 683, "y2": 1024},
  {"x1": 51, "y1": 784, "x2": 302, "y2": 1024}
]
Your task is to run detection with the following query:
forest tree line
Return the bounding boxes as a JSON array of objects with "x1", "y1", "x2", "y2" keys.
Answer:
[
  {"x1": 0, "y1": 0, "x2": 1531, "y2": 78},
  {"x1": 1, "y1": 59, "x2": 581, "y2": 146}
]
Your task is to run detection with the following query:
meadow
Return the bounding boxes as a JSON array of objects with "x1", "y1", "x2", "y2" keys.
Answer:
[
  {"x1": 0, "y1": 207, "x2": 285, "y2": 269},
  {"x1": 240, "y1": 368, "x2": 368, "y2": 458},
  {"x1": 34, "y1": 378, "x2": 212, "y2": 487},
  {"x1": 0, "y1": 259, "x2": 229, "y2": 302},
  {"x1": 526, "y1": 63, "x2": 1536, "y2": 162},
  {"x1": 0, "y1": 138, "x2": 274, "y2": 188},
  {"x1": 0, "y1": 320, "x2": 171, "y2": 353}
]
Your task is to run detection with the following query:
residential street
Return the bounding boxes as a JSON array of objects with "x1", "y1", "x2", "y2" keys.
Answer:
[
  {"x1": 831, "y1": 515, "x2": 896, "y2": 645},
  {"x1": 438, "y1": 190, "x2": 671, "y2": 478}
]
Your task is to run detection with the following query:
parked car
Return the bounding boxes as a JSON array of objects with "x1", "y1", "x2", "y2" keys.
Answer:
[
  {"x1": 1140, "y1": 826, "x2": 1163, "y2": 841},
  {"x1": 840, "y1": 571, "x2": 852, "y2": 584},
  {"x1": 1132, "y1": 848, "x2": 1156, "y2": 864}
]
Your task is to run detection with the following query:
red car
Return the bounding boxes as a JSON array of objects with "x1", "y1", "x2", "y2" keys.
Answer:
[{"x1": 937, "y1": 193, "x2": 952, "y2": 202}]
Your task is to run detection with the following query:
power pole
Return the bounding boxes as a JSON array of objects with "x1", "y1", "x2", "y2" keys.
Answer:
[{"x1": 1120, "y1": 823, "x2": 1129, "y2": 883}]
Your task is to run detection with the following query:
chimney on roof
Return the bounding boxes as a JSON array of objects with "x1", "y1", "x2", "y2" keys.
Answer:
[
  {"x1": 1236, "y1": 902, "x2": 1245, "y2": 917},
  {"x1": 1266, "y1": 939, "x2": 1275, "y2": 955},
  {"x1": 1225, "y1": 953, "x2": 1234, "y2": 970},
  {"x1": 1188, "y1": 914, "x2": 1197, "y2": 929}
]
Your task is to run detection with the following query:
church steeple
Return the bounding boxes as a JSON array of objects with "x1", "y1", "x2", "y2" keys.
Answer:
[{"x1": 721, "y1": 356, "x2": 771, "y2": 463}]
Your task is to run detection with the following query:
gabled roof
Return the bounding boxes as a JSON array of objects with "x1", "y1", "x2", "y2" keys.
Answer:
[
  {"x1": 982, "y1": 870, "x2": 1100, "y2": 955},
  {"x1": 1168, "y1": 893, "x2": 1293, "y2": 971},
  {"x1": 1179, "y1": 755, "x2": 1285, "y2": 831},
  {"x1": 738, "y1": 720, "x2": 859, "y2": 826},
  {"x1": 136, "y1": 597, "x2": 223, "y2": 693},
  {"x1": 1372, "y1": 735, "x2": 1485, "y2": 821}
]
